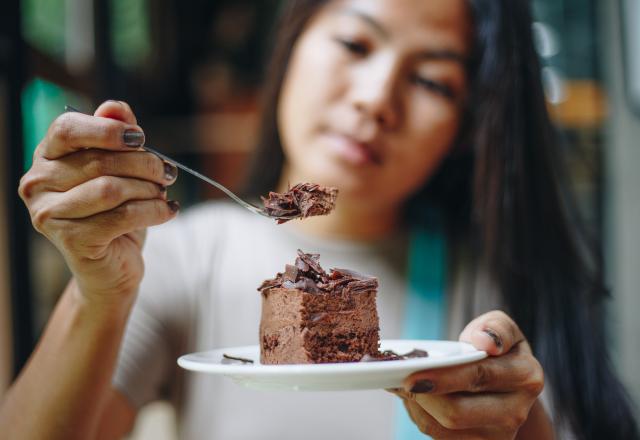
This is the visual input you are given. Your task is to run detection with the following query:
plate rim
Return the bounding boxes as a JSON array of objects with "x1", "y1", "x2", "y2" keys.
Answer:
[{"x1": 177, "y1": 339, "x2": 487, "y2": 376}]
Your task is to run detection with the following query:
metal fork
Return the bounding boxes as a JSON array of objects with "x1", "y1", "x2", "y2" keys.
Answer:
[{"x1": 64, "y1": 105, "x2": 286, "y2": 220}]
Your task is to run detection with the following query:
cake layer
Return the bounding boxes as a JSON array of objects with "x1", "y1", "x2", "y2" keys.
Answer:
[
  {"x1": 259, "y1": 288, "x2": 379, "y2": 364},
  {"x1": 260, "y1": 327, "x2": 379, "y2": 364},
  {"x1": 304, "y1": 328, "x2": 379, "y2": 363},
  {"x1": 260, "y1": 288, "x2": 378, "y2": 333}
]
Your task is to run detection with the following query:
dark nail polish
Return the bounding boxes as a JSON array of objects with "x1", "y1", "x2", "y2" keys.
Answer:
[
  {"x1": 409, "y1": 380, "x2": 434, "y2": 394},
  {"x1": 123, "y1": 129, "x2": 145, "y2": 147},
  {"x1": 164, "y1": 162, "x2": 178, "y2": 181},
  {"x1": 484, "y1": 328, "x2": 503, "y2": 349},
  {"x1": 167, "y1": 200, "x2": 180, "y2": 213},
  {"x1": 158, "y1": 185, "x2": 168, "y2": 194}
]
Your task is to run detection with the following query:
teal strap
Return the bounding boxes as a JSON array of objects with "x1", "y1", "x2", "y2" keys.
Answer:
[{"x1": 395, "y1": 224, "x2": 447, "y2": 440}]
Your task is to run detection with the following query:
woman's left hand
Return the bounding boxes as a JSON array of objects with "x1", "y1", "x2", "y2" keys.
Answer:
[{"x1": 393, "y1": 310, "x2": 547, "y2": 439}]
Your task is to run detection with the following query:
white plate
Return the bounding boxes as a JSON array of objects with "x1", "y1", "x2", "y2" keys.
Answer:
[{"x1": 177, "y1": 339, "x2": 487, "y2": 391}]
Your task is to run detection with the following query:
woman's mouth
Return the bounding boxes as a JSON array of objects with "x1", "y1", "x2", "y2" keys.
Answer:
[{"x1": 323, "y1": 133, "x2": 383, "y2": 166}]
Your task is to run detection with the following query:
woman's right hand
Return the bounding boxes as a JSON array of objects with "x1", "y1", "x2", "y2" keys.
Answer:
[{"x1": 18, "y1": 100, "x2": 179, "y2": 306}]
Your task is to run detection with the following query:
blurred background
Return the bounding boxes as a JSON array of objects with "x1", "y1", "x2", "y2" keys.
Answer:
[{"x1": 0, "y1": 0, "x2": 638, "y2": 438}]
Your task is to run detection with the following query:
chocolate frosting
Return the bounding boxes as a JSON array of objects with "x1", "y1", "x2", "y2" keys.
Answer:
[
  {"x1": 261, "y1": 183, "x2": 338, "y2": 224},
  {"x1": 258, "y1": 250, "x2": 378, "y2": 295}
]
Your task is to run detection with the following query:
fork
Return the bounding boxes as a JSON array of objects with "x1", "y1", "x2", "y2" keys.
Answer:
[{"x1": 64, "y1": 105, "x2": 286, "y2": 220}]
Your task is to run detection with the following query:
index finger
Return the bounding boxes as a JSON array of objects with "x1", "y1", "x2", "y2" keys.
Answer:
[
  {"x1": 38, "y1": 112, "x2": 145, "y2": 160},
  {"x1": 403, "y1": 346, "x2": 540, "y2": 395}
]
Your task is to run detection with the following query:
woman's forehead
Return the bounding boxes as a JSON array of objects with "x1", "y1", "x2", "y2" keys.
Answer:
[{"x1": 318, "y1": 0, "x2": 472, "y2": 55}]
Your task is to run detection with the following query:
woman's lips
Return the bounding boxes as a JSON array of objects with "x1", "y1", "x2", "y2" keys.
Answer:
[{"x1": 324, "y1": 133, "x2": 382, "y2": 166}]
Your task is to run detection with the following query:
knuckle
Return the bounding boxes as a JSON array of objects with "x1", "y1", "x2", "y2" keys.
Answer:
[
  {"x1": 18, "y1": 163, "x2": 54, "y2": 201},
  {"x1": 85, "y1": 156, "x2": 105, "y2": 177},
  {"x1": 49, "y1": 113, "x2": 75, "y2": 143},
  {"x1": 84, "y1": 150, "x2": 111, "y2": 176},
  {"x1": 18, "y1": 171, "x2": 39, "y2": 200},
  {"x1": 31, "y1": 206, "x2": 53, "y2": 232},
  {"x1": 95, "y1": 176, "x2": 121, "y2": 203},
  {"x1": 523, "y1": 360, "x2": 545, "y2": 396},
  {"x1": 470, "y1": 362, "x2": 492, "y2": 392},
  {"x1": 118, "y1": 201, "x2": 138, "y2": 222}
]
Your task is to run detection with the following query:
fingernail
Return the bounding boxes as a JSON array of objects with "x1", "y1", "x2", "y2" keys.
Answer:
[
  {"x1": 123, "y1": 129, "x2": 145, "y2": 147},
  {"x1": 484, "y1": 328, "x2": 503, "y2": 349},
  {"x1": 409, "y1": 380, "x2": 434, "y2": 394},
  {"x1": 164, "y1": 162, "x2": 178, "y2": 181},
  {"x1": 106, "y1": 99, "x2": 122, "y2": 105},
  {"x1": 158, "y1": 185, "x2": 168, "y2": 195},
  {"x1": 167, "y1": 200, "x2": 180, "y2": 213}
]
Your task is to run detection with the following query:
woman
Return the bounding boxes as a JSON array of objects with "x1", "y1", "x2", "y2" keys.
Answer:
[{"x1": 1, "y1": 0, "x2": 637, "y2": 439}]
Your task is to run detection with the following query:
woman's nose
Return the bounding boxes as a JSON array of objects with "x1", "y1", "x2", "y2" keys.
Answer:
[{"x1": 351, "y1": 59, "x2": 400, "y2": 130}]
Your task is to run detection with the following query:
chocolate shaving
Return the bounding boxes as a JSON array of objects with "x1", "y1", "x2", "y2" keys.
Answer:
[
  {"x1": 402, "y1": 349, "x2": 429, "y2": 359},
  {"x1": 360, "y1": 349, "x2": 429, "y2": 362},
  {"x1": 258, "y1": 250, "x2": 378, "y2": 296},
  {"x1": 296, "y1": 250, "x2": 324, "y2": 276},
  {"x1": 261, "y1": 183, "x2": 338, "y2": 224},
  {"x1": 283, "y1": 264, "x2": 298, "y2": 283},
  {"x1": 222, "y1": 354, "x2": 254, "y2": 364}
]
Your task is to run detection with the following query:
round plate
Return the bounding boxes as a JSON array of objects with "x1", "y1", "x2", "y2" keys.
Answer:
[{"x1": 177, "y1": 339, "x2": 487, "y2": 391}]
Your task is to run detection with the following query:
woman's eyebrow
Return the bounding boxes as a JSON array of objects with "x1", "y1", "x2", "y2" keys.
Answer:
[
  {"x1": 340, "y1": 9, "x2": 390, "y2": 40},
  {"x1": 418, "y1": 50, "x2": 467, "y2": 65},
  {"x1": 339, "y1": 9, "x2": 467, "y2": 65}
]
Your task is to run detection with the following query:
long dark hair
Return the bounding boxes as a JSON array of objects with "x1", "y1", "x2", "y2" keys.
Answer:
[{"x1": 244, "y1": 1, "x2": 639, "y2": 438}]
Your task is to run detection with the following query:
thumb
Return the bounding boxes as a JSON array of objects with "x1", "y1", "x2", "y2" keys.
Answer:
[
  {"x1": 94, "y1": 100, "x2": 139, "y2": 126},
  {"x1": 459, "y1": 310, "x2": 526, "y2": 356}
]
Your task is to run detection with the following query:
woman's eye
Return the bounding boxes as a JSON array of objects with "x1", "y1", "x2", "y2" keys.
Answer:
[
  {"x1": 334, "y1": 38, "x2": 369, "y2": 56},
  {"x1": 410, "y1": 74, "x2": 455, "y2": 100}
]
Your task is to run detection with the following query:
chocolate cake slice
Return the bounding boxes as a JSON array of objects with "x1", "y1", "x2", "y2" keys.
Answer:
[
  {"x1": 261, "y1": 183, "x2": 338, "y2": 224},
  {"x1": 258, "y1": 250, "x2": 380, "y2": 364}
]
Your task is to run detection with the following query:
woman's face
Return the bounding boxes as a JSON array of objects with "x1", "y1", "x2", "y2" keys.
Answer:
[{"x1": 278, "y1": 0, "x2": 472, "y2": 208}]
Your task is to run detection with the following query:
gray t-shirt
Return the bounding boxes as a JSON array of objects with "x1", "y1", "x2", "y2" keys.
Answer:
[
  {"x1": 114, "y1": 201, "x2": 420, "y2": 440},
  {"x1": 112, "y1": 201, "x2": 572, "y2": 439}
]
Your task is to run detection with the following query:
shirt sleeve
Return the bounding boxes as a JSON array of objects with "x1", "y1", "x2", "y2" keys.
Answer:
[{"x1": 111, "y1": 211, "x2": 202, "y2": 408}]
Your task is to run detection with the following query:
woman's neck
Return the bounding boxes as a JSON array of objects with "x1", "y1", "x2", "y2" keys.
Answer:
[{"x1": 289, "y1": 200, "x2": 401, "y2": 241}]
